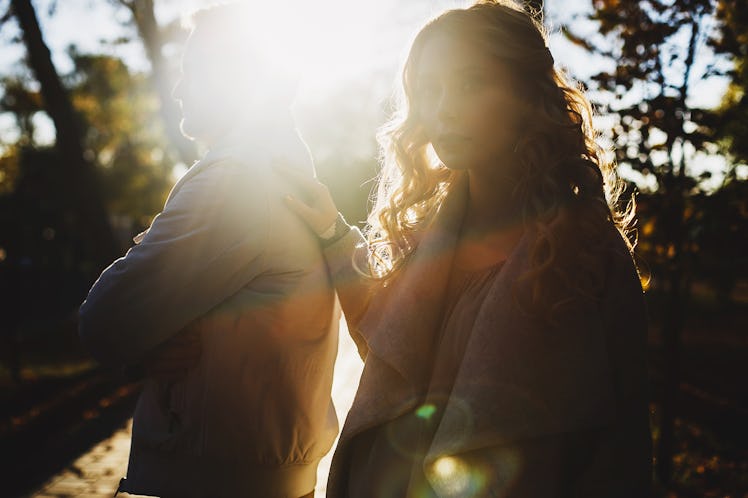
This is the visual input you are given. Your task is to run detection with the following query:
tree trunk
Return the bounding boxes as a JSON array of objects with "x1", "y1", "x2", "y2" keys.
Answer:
[
  {"x1": 126, "y1": 0, "x2": 197, "y2": 166},
  {"x1": 656, "y1": 16, "x2": 700, "y2": 485},
  {"x1": 10, "y1": 0, "x2": 119, "y2": 269},
  {"x1": 656, "y1": 204, "x2": 685, "y2": 484}
]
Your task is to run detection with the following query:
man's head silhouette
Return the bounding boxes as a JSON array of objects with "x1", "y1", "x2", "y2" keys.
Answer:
[{"x1": 173, "y1": 3, "x2": 299, "y2": 145}]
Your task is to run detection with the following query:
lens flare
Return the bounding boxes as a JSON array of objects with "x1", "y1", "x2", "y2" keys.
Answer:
[
  {"x1": 425, "y1": 448, "x2": 522, "y2": 498},
  {"x1": 415, "y1": 403, "x2": 438, "y2": 420},
  {"x1": 385, "y1": 407, "x2": 434, "y2": 458},
  {"x1": 428, "y1": 456, "x2": 473, "y2": 496}
]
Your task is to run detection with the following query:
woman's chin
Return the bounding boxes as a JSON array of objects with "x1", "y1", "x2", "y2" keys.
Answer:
[
  {"x1": 433, "y1": 148, "x2": 470, "y2": 171},
  {"x1": 438, "y1": 155, "x2": 470, "y2": 171},
  {"x1": 441, "y1": 162, "x2": 469, "y2": 171}
]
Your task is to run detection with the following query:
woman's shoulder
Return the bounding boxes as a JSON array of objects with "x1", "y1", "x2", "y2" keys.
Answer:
[
  {"x1": 538, "y1": 206, "x2": 639, "y2": 305},
  {"x1": 555, "y1": 201, "x2": 636, "y2": 265}
]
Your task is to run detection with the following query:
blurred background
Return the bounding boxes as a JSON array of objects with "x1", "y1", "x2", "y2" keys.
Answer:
[{"x1": 0, "y1": 0, "x2": 745, "y2": 497}]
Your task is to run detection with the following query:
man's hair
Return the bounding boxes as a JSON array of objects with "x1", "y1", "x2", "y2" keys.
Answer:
[
  {"x1": 183, "y1": 3, "x2": 259, "y2": 66},
  {"x1": 181, "y1": 2, "x2": 300, "y2": 103}
]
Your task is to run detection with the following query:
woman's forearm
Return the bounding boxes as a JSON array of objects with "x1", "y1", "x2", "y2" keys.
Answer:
[{"x1": 322, "y1": 226, "x2": 375, "y2": 359}]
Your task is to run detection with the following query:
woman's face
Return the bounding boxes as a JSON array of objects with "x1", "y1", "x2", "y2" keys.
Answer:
[{"x1": 414, "y1": 32, "x2": 524, "y2": 175}]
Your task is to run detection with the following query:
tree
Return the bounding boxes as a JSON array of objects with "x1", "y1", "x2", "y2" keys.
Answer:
[
  {"x1": 0, "y1": 51, "x2": 176, "y2": 379},
  {"x1": 563, "y1": 0, "x2": 742, "y2": 485},
  {"x1": 0, "y1": 76, "x2": 42, "y2": 149},
  {"x1": 65, "y1": 50, "x2": 175, "y2": 225},
  {"x1": 692, "y1": 0, "x2": 748, "y2": 311},
  {"x1": 112, "y1": 0, "x2": 197, "y2": 166},
  {"x1": 0, "y1": 3, "x2": 176, "y2": 381},
  {"x1": 9, "y1": 0, "x2": 118, "y2": 267},
  {"x1": 710, "y1": 0, "x2": 748, "y2": 164}
]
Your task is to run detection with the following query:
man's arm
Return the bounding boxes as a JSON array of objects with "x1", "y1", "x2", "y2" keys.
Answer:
[{"x1": 79, "y1": 160, "x2": 269, "y2": 371}]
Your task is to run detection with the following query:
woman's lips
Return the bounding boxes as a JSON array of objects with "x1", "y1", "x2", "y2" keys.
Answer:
[{"x1": 435, "y1": 134, "x2": 469, "y2": 150}]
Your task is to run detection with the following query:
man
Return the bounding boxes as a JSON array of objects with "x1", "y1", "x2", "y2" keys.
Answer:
[{"x1": 79, "y1": 5, "x2": 339, "y2": 497}]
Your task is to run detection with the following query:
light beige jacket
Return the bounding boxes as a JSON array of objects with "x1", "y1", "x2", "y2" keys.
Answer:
[{"x1": 79, "y1": 119, "x2": 339, "y2": 498}]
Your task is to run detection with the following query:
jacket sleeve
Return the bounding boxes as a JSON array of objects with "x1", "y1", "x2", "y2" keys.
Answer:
[
  {"x1": 78, "y1": 160, "x2": 269, "y2": 370},
  {"x1": 322, "y1": 226, "x2": 376, "y2": 360}
]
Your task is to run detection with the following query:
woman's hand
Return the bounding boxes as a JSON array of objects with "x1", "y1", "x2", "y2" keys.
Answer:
[
  {"x1": 140, "y1": 328, "x2": 202, "y2": 382},
  {"x1": 274, "y1": 162, "x2": 340, "y2": 237}
]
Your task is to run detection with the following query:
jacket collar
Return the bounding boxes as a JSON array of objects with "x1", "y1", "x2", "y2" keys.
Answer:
[
  {"x1": 357, "y1": 172, "x2": 470, "y2": 391},
  {"x1": 166, "y1": 113, "x2": 313, "y2": 205}
]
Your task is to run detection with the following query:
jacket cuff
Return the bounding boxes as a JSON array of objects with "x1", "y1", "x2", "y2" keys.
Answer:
[{"x1": 322, "y1": 226, "x2": 368, "y2": 288}]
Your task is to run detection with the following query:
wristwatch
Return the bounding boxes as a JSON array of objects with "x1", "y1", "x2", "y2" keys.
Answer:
[{"x1": 319, "y1": 212, "x2": 351, "y2": 247}]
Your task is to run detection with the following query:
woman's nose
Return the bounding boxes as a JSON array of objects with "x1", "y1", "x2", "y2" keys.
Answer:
[{"x1": 436, "y1": 92, "x2": 457, "y2": 124}]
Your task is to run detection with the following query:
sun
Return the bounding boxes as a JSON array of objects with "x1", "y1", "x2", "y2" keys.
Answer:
[{"x1": 188, "y1": 0, "x2": 394, "y2": 89}]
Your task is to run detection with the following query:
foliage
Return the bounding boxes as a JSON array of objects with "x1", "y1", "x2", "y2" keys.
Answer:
[
  {"x1": 0, "y1": 76, "x2": 42, "y2": 147},
  {"x1": 1, "y1": 49, "x2": 176, "y2": 225},
  {"x1": 562, "y1": 0, "x2": 748, "y2": 289},
  {"x1": 0, "y1": 49, "x2": 175, "y2": 363},
  {"x1": 709, "y1": 0, "x2": 748, "y2": 164},
  {"x1": 65, "y1": 49, "x2": 175, "y2": 225},
  {"x1": 565, "y1": 0, "x2": 720, "y2": 195},
  {"x1": 564, "y1": 0, "x2": 748, "y2": 486}
]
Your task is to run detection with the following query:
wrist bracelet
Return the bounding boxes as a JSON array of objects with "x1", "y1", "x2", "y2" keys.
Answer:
[
  {"x1": 319, "y1": 217, "x2": 338, "y2": 239},
  {"x1": 319, "y1": 212, "x2": 351, "y2": 247}
]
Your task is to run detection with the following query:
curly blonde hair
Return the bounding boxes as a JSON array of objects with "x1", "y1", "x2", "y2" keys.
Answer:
[{"x1": 367, "y1": 0, "x2": 636, "y2": 312}]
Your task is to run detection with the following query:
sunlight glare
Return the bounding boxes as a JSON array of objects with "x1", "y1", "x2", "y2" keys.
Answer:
[{"x1": 196, "y1": 0, "x2": 398, "y2": 88}]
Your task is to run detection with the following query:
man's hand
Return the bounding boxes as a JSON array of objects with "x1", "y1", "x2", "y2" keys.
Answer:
[{"x1": 141, "y1": 327, "x2": 202, "y2": 382}]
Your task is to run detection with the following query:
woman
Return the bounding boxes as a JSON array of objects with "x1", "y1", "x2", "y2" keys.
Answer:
[{"x1": 281, "y1": 1, "x2": 652, "y2": 496}]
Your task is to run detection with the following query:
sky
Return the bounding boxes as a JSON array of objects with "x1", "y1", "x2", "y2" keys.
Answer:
[
  {"x1": 2, "y1": 0, "x2": 728, "y2": 103},
  {"x1": 0, "y1": 0, "x2": 738, "y2": 189}
]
